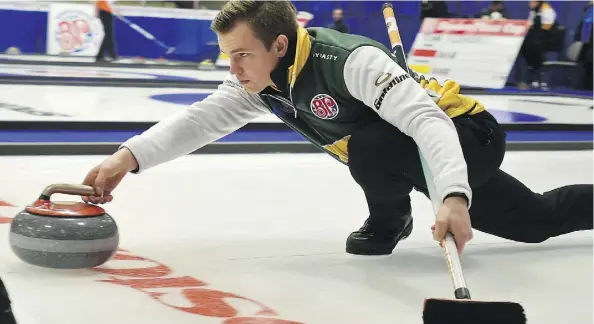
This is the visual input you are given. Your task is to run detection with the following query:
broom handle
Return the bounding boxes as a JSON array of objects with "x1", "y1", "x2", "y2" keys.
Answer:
[
  {"x1": 115, "y1": 14, "x2": 175, "y2": 54},
  {"x1": 381, "y1": 3, "x2": 471, "y2": 300}
]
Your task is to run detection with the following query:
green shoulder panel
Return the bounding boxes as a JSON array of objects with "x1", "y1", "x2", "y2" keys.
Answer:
[{"x1": 305, "y1": 27, "x2": 397, "y2": 100}]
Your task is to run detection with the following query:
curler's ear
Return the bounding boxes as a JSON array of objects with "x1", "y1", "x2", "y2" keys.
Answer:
[{"x1": 273, "y1": 35, "x2": 289, "y2": 56}]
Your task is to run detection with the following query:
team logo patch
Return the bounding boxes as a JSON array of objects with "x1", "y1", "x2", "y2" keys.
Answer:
[{"x1": 310, "y1": 94, "x2": 339, "y2": 120}]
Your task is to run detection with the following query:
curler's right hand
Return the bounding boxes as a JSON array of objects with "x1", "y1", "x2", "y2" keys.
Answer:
[{"x1": 81, "y1": 147, "x2": 138, "y2": 204}]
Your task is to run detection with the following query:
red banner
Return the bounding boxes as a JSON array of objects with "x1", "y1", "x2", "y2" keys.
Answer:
[{"x1": 420, "y1": 18, "x2": 529, "y2": 36}]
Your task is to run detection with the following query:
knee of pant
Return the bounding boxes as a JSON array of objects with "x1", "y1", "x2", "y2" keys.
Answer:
[
  {"x1": 514, "y1": 235, "x2": 550, "y2": 244},
  {"x1": 472, "y1": 214, "x2": 555, "y2": 243},
  {"x1": 472, "y1": 225, "x2": 551, "y2": 244}
]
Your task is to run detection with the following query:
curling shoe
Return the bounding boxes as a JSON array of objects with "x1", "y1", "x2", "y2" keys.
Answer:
[{"x1": 345, "y1": 212, "x2": 413, "y2": 256}]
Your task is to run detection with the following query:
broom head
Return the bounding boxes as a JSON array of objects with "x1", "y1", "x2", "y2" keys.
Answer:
[{"x1": 423, "y1": 298, "x2": 526, "y2": 324}]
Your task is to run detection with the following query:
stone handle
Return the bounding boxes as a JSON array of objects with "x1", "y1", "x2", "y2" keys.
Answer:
[{"x1": 39, "y1": 184, "x2": 97, "y2": 200}]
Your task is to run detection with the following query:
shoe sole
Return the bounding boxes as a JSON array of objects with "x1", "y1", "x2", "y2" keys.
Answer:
[{"x1": 345, "y1": 219, "x2": 413, "y2": 256}]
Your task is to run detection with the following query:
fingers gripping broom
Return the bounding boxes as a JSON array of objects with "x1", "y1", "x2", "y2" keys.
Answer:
[{"x1": 380, "y1": 3, "x2": 526, "y2": 324}]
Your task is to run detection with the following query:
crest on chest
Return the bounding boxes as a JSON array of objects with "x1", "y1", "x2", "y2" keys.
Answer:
[{"x1": 310, "y1": 93, "x2": 339, "y2": 120}]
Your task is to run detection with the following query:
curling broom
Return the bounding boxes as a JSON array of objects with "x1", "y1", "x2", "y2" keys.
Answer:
[
  {"x1": 380, "y1": 3, "x2": 526, "y2": 324},
  {"x1": 115, "y1": 15, "x2": 176, "y2": 55}
]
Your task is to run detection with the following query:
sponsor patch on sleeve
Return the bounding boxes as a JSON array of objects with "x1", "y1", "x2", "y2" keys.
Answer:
[{"x1": 373, "y1": 73, "x2": 410, "y2": 110}]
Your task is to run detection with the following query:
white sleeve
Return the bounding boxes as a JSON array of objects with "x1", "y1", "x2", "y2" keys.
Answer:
[
  {"x1": 121, "y1": 74, "x2": 270, "y2": 173},
  {"x1": 343, "y1": 45, "x2": 472, "y2": 206}
]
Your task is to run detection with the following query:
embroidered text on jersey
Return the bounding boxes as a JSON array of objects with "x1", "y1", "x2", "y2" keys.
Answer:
[
  {"x1": 313, "y1": 53, "x2": 338, "y2": 61},
  {"x1": 373, "y1": 74, "x2": 410, "y2": 110}
]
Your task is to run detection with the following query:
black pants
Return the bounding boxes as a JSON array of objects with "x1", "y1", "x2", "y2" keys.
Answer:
[
  {"x1": 520, "y1": 29, "x2": 563, "y2": 71},
  {"x1": 583, "y1": 59, "x2": 593, "y2": 90},
  {"x1": 96, "y1": 10, "x2": 117, "y2": 61},
  {"x1": 347, "y1": 111, "x2": 593, "y2": 243},
  {"x1": 579, "y1": 43, "x2": 593, "y2": 90}
]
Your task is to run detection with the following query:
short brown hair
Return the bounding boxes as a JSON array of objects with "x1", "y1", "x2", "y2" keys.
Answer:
[{"x1": 211, "y1": 1, "x2": 298, "y2": 49}]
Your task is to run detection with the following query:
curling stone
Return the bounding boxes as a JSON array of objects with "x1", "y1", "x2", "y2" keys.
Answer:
[{"x1": 9, "y1": 184, "x2": 119, "y2": 269}]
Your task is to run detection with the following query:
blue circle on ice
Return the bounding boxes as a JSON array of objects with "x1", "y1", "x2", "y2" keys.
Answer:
[
  {"x1": 488, "y1": 110, "x2": 547, "y2": 123},
  {"x1": 150, "y1": 93, "x2": 210, "y2": 105},
  {"x1": 150, "y1": 93, "x2": 549, "y2": 123}
]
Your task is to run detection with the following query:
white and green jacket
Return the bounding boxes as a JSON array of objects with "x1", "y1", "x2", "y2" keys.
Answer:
[{"x1": 122, "y1": 27, "x2": 488, "y2": 205}]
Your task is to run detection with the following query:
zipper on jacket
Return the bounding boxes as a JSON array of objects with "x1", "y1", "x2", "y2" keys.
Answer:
[
  {"x1": 264, "y1": 93, "x2": 330, "y2": 143},
  {"x1": 289, "y1": 87, "x2": 295, "y2": 117},
  {"x1": 288, "y1": 83, "x2": 328, "y2": 142},
  {"x1": 271, "y1": 93, "x2": 298, "y2": 118},
  {"x1": 261, "y1": 93, "x2": 348, "y2": 165},
  {"x1": 261, "y1": 93, "x2": 318, "y2": 144}
]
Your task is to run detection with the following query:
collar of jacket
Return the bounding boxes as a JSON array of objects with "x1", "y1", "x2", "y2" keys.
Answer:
[{"x1": 268, "y1": 26, "x2": 312, "y2": 94}]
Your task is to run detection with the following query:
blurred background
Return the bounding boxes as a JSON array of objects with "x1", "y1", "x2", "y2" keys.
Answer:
[
  {"x1": 0, "y1": 4, "x2": 591, "y2": 323},
  {"x1": 0, "y1": 0, "x2": 591, "y2": 156},
  {"x1": 0, "y1": 0, "x2": 591, "y2": 90}
]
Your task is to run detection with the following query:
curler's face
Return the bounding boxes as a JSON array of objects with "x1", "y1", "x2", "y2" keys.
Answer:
[{"x1": 218, "y1": 21, "x2": 287, "y2": 94}]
